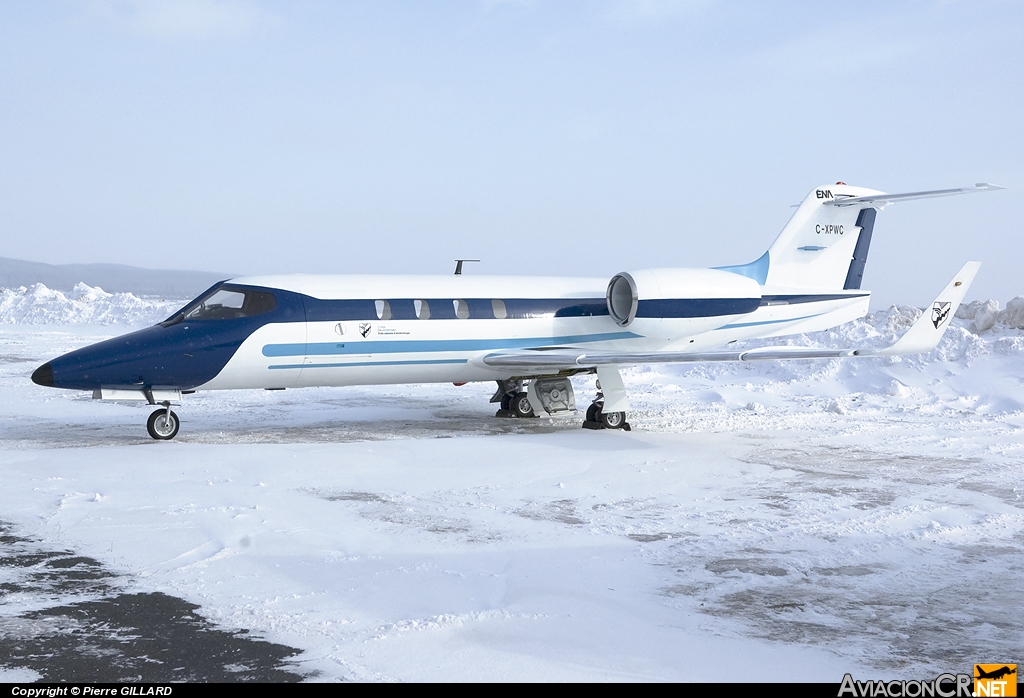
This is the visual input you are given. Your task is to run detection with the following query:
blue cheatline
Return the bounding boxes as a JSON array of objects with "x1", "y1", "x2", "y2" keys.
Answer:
[
  {"x1": 261, "y1": 331, "x2": 641, "y2": 358},
  {"x1": 269, "y1": 359, "x2": 469, "y2": 370},
  {"x1": 718, "y1": 312, "x2": 825, "y2": 330}
]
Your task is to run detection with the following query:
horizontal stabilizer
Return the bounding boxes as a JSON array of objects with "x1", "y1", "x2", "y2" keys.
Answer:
[
  {"x1": 824, "y1": 183, "x2": 1004, "y2": 208},
  {"x1": 481, "y1": 263, "x2": 979, "y2": 370}
]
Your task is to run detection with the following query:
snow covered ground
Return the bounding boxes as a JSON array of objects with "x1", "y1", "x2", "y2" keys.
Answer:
[{"x1": 0, "y1": 284, "x2": 1022, "y2": 681}]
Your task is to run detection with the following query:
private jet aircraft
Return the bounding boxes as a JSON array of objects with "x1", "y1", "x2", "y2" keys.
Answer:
[{"x1": 31, "y1": 182, "x2": 1002, "y2": 439}]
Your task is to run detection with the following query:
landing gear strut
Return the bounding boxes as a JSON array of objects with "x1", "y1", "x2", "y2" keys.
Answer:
[{"x1": 147, "y1": 402, "x2": 180, "y2": 440}]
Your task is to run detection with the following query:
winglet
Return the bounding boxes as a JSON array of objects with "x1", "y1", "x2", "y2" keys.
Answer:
[{"x1": 872, "y1": 262, "x2": 981, "y2": 356}]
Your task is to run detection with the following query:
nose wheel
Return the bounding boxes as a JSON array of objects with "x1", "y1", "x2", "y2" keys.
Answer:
[{"x1": 147, "y1": 405, "x2": 180, "y2": 440}]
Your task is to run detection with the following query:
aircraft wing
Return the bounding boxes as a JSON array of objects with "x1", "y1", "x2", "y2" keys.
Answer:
[
  {"x1": 823, "y1": 183, "x2": 1004, "y2": 208},
  {"x1": 482, "y1": 262, "x2": 980, "y2": 370}
]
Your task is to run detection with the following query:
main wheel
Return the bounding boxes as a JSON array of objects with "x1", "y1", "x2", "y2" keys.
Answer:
[
  {"x1": 147, "y1": 409, "x2": 180, "y2": 440},
  {"x1": 511, "y1": 392, "x2": 535, "y2": 418},
  {"x1": 601, "y1": 410, "x2": 626, "y2": 429},
  {"x1": 586, "y1": 402, "x2": 602, "y2": 423},
  {"x1": 500, "y1": 393, "x2": 514, "y2": 411}
]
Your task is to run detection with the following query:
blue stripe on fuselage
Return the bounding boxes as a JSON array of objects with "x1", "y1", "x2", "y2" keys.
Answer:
[
  {"x1": 760, "y1": 293, "x2": 869, "y2": 305},
  {"x1": 302, "y1": 297, "x2": 610, "y2": 321},
  {"x1": 717, "y1": 312, "x2": 824, "y2": 330},
  {"x1": 269, "y1": 359, "x2": 469, "y2": 370},
  {"x1": 262, "y1": 331, "x2": 641, "y2": 357},
  {"x1": 636, "y1": 297, "x2": 761, "y2": 318}
]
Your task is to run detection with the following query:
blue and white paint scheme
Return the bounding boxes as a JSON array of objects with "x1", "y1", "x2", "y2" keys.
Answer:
[{"x1": 31, "y1": 183, "x2": 1002, "y2": 439}]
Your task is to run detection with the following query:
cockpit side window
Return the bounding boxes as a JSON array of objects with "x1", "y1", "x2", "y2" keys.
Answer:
[
  {"x1": 162, "y1": 286, "x2": 278, "y2": 325},
  {"x1": 186, "y1": 289, "x2": 246, "y2": 320}
]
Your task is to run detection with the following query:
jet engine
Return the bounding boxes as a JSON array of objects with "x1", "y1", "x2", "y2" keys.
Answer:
[{"x1": 606, "y1": 268, "x2": 762, "y2": 338}]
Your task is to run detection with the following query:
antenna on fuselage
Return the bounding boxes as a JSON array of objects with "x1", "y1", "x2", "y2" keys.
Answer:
[{"x1": 454, "y1": 259, "x2": 480, "y2": 275}]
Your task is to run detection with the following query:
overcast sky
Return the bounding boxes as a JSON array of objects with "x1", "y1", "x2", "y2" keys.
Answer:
[{"x1": 0, "y1": 0, "x2": 1020, "y2": 306}]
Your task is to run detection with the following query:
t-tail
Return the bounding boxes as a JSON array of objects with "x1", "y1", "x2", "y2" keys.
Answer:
[{"x1": 719, "y1": 182, "x2": 1004, "y2": 290}]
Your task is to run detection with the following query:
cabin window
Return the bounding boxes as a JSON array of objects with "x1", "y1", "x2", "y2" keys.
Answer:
[
  {"x1": 414, "y1": 299, "x2": 430, "y2": 319},
  {"x1": 375, "y1": 300, "x2": 391, "y2": 320},
  {"x1": 491, "y1": 299, "x2": 507, "y2": 319},
  {"x1": 183, "y1": 288, "x2": 277, "y2": 321},
  {"x1": 453, "y1": 299, "x2": 470, "y2": 319}
]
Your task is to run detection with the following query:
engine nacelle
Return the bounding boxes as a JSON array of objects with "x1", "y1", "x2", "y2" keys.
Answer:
[{"x1": 606, "y1": 268, "x2": 762, "y2": 339}]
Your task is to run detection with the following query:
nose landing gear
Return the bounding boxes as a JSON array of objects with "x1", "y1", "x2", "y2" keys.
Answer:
[{"x1": 147, "y1": 402, "x2": 180, "y2": 440}]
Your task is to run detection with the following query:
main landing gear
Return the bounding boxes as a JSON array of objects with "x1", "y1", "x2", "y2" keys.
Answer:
[
  {"x1": 492, "y1": 379, "x2": 536, "y2": 419},
  {"x1": 147, "y1": 402, "x2": 180, "y2": 440},
  {"x1": 583, "y1": 401, "x2": 630, "y2": 431},
  {"x1": 491, "y1": 378, "x2": 631, "y2": 430},
  {"x1": 582, "y1": 380, "x2": 631, "y2": 431}
]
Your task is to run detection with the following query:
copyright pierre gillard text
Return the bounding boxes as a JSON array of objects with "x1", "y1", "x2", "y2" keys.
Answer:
[{"x1": 12, "y1": 689, "x2": 172, "y2": 697}]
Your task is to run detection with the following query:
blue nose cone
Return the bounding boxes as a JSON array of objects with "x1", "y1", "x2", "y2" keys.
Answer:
[
  {"x1": 30, "y1": 285, "x2": 304, "y2": 393},
  {"x1": 31, "y1": 362, "x2": 54, "y2": 387},
  {"x1": 33, "y1": 323, "x2": 245, "y2": 392}
]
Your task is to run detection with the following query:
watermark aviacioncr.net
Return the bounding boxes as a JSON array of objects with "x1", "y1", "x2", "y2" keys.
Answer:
[{"x1": 838, "y1": 665, "x2": 1017, "y2": 698}]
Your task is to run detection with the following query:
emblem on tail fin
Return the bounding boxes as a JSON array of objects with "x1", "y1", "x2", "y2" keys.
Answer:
[{"x1": 931, "y1": 301, "x2": 952, "y2": 329}]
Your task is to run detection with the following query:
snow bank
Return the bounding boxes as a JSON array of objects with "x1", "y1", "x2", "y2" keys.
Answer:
[
  {"x1": 0, "y1": 283, "x2": 182, "y2": 326},
  {"x1": 955, "y1": 297, "x2": 1024, "y2": 332},
  {"x1": 711, "y1": 301, "x2": 1021, "y2": 367}
]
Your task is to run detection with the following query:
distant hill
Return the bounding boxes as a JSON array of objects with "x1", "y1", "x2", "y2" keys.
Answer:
[{"x1": 0, "y1": 257, "x2": 234, "y2": 298}]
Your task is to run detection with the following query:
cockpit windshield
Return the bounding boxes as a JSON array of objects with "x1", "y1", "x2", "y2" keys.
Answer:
[{"x1": 161, "y1": 285, "x2": 277, "y2": 326}]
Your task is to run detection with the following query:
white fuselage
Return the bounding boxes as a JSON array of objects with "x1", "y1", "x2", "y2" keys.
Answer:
[{"x1": 196, "y1": 272, "x2": 870, "y2": 391}]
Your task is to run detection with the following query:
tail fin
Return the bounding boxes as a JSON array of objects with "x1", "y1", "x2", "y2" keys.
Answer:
[
  {"x1": 718, "y1": 183, "x2": 1002, "y2": 290},
  {"x1": 763, "y1": 184, "x2": 883, "y2": 290}
]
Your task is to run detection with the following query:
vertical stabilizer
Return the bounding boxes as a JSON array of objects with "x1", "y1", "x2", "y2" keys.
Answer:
[
  {"x1": 718, "y1": 182, "x2": 1000, "y2": 291},
  {"x1": 763, "y1": 184, "x2": 882, "y2": 289}
]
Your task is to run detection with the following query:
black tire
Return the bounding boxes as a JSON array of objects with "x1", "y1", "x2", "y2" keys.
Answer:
[
  {"x1": 511, "y1": 392, "x2": 534, "y2": 418},
  {"x1": 500, "y1": 393, "x2": 514, "y2": 411},
  {"x1": 147, "y1": 409, "x2": 180, "y2": 440},
  {"x1": 601, "y1": 410, "x2": 626, "y2": 429},
  {"x1": 586, "y1": 402, "x2": 602, "y2": 423}
]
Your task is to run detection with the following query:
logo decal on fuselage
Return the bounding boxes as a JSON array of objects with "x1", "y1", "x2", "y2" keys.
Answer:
[
  {"x1": 931, "y1": 301, "x2": 951, "y2": 329},
  {"x1": 359, "y1": 323, "x2": 372, "y2": 338}
]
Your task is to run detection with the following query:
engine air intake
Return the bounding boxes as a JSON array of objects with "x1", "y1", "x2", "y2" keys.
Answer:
[{"x1": 606, "y1": 273, "x2": 638, "y2": 326}]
